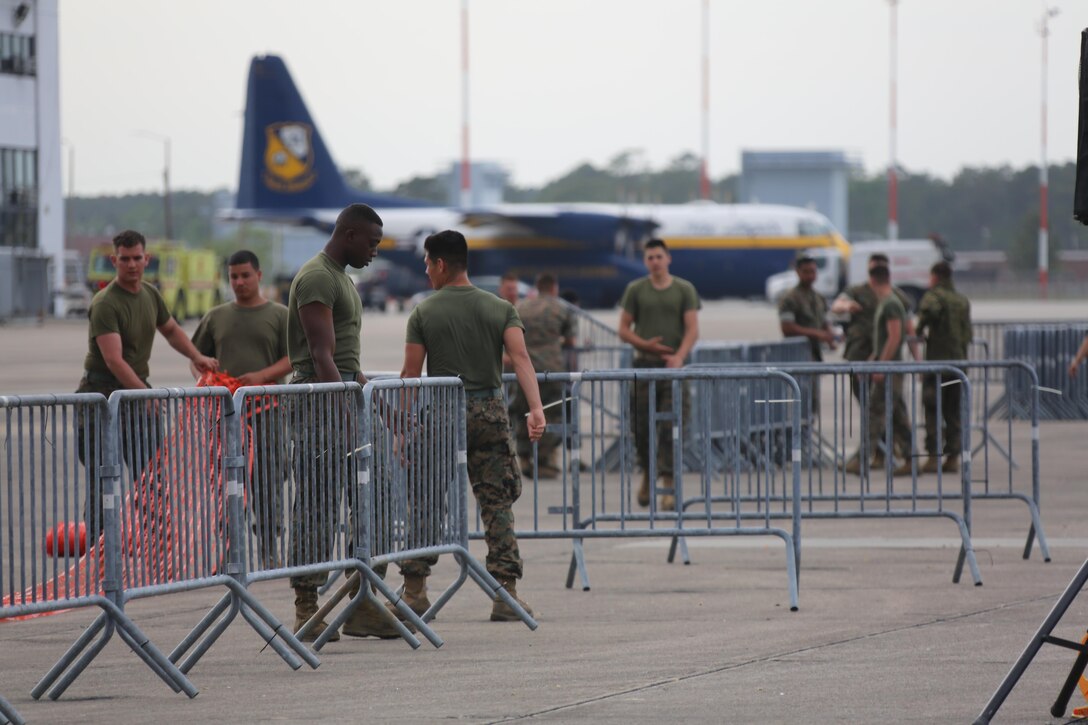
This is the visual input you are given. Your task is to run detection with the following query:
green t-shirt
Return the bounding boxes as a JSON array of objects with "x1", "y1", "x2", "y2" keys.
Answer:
[
  {"x1": 619, "y1": 276, "x2": 701, "y2": 360},
  {"x1": 191, "y1": 301, "x2": 289, "y2": 380},
  {"x1": 287, "y1": 252, "x2": 362, "y2": 376},
  {"x1": 83, "y1": 280, "x2": 171, "y2": 382},
  {"x1": 873, "y1": 293, "x2": 907, "y2": 361},
  {"x1": 406, "y1": 285, "x2": 523, "y2": 391}
]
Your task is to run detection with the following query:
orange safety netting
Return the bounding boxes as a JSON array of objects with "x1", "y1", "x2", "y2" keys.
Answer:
[{"x1": 1, "y1": 372, "x2": 256, "y2": 622}]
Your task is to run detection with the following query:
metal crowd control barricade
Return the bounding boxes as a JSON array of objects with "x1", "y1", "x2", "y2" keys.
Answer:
[
  {"x1": 1002, "y1": 323, "x2": 1088, "y2": 420},
  {"x1": 358, "y1": 377, "x2": 536, "y2": 630},
  {"x1": 228, "y1": 381, "x2": 438, "y2": 652},
  {"x1": 88, "y1": 386, "x2": 320, "y2": 678},
  {"x1": 499, "y1": 368, "x2": 802, "y2": 611},
  {"x1": 0, "y1": 392, "x2": 199, "y2": 703},
  {"x1": 686, "y1": 362, "x2": 984, "y2": 586},
  {"x1": 0, "y1": 693, "x2": 23, "y2": 725},
  {"x1": 951, "y1": 360, "x2": 1050, "y2": 563}
]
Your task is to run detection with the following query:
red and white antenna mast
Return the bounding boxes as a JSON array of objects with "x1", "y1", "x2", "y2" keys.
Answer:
[
  {"x1": 1038, "y1": 6, "x2": 1059, "y2": 298},
  {"x1": 460, "y1": 0, "x2": 472, "y2": 208},
  {"x1": 700, "y1": 0, "x2": 711, "y2": 200},
  {"x1": 887, "y1": 0, "x2": 898, "y2": 240}
]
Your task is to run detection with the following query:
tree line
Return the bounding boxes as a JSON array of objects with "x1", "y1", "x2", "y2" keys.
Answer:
[{"x1": 66, "y1": 153, "x2": 1088, "y2": 271}]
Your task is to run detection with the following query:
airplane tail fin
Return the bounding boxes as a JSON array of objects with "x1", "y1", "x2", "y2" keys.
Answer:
[{"x1": 236, "y1": 55, "x2": 429, "y2": 211}]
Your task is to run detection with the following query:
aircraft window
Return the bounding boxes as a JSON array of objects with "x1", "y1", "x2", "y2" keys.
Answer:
[{"x1": 798, "y1": 220, "x2": 830, "y2": 236}]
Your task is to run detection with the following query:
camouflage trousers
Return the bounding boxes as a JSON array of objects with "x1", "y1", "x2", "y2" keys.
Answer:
[
  {"x1": 510, "y1": 378, "x2": 565, "y2": 465},
  {"x1": 75, "y1": 376, "x2": 162, "y2": 541},
  {"x1": 244, "y1": 406, "x2": 288, "y2": 566},
  {"x1": 287, "y1": 386, "x2": 360, "y2": 589},
  {"x1": 629, "y1": 361, "x2": 689, "y2": 476},
  {"x1": 922, "y1": 373, "x2": 962, "y2": 456},
  {"x1": 867, "y1": 375, "x2": 913, "y2": 460},
  {"x1": 380, "y1": 394, "x2": 523, "y2": 581}
]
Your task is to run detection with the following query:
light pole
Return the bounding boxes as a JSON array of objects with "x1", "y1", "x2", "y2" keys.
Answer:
[
  {"x1": 1038, "y1": 6, "x2": 1059, "y2": 298},
  {"x1": 61, "y1": 137, "x2": 73, "y2": 241},
  {"x1": 459, "y1": 0, "x2": 471, "y2": 208},
  {"x1": 134, "y1": 130, "x2": 173, "y2": 240},
  {"x1": 887, "y1": 0, "x2": 899, "y2": 241}
]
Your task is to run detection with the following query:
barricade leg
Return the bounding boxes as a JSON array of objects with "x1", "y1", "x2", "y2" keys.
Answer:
[
  {"x1": 31, "y1": 610, "x2": 112, "y2": 700},
  {"x1": 951, "y1": 516, "x2": 984, "y2": 586},
  {"x1": 313, "y1": 570, "x2": 424, "y2": 650},
  {"x1": 1024, "y1": 515, "x2": 1052, "y2": 563},
  {"x1": 564, "y1": 538, "x2": 590, "y2": 591},
  {"x1": 453, "y1": 550, "x2": 538, "y2": 630},
  {"x1": 418, "y1": 565, "x2": 470, "y2": 623},
  {"x1": 974, "y1": 558, "x2": 1088, "y2": 724},
  {"x1": 360, "y1": 565, "x2": 442, "y2": 648},
  {"x1": 0, "y1": 694, "x2": 24, "y2": 725},
  {"x1": 666, "y1": 535, "x2": 692, "y2": 565},
  {"x1": 170, "y1": 592, "x2": 234, "y2": 669}
]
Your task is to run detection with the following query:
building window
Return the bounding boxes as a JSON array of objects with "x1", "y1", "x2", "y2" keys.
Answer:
[
  {"x1": 0, "y1": 148, "x2": 38, "y2": 248},
  {"x1": 0, "y1": 32, "x2": 36, "y2": 76}
]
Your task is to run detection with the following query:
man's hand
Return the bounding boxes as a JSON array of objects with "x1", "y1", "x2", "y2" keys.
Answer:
[
  {"x1": 1070, "y1": 359, "x2": 1081, "y2": 378},
  {"x1": 526, "y1": 408, "x2": 546, "y2": 441},
  {"x1": 661, "y1": 352, "x2": 685, "y2": 368},
  {"x1": 641, "y1": 336, "x2": 674, "y2": 358},
  {"x1": 237, "y1": 371, "x2": 267, "y2": 387},
  {"x1": 872, "y1": 372, "x2": 885, "y2": 384},
  {"x1": 192, "y1": 354, "x2": 218, "y2": 374}
]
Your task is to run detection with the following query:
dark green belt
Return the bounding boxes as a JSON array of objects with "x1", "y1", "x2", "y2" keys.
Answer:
[{"x1": 465, "y1": 387, "x2": 503, "y2": 399}]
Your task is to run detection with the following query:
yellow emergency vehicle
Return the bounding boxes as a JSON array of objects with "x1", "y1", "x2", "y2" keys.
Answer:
[{"x1": 87, "y1": 242, "x2": 221, "y2": 320}]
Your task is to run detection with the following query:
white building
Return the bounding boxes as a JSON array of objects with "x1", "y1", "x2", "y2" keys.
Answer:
[{"x1": 0, "y1": 0, "x2": 63, "y2": 313}]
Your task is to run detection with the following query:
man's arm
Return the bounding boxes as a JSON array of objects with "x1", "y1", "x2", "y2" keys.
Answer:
[
  {"x1": 401, "y1": 342, "x2": 426, "y2": 378},
  {"x1": 877, "y1": 318, "x2": 902, "y2": 362},
  {"x1": 663, "y1": 309, "x2": 699, "y2": 368},
  {"x1": 237, "y1": 357, "x2": 293, "y2": 387},
  {"x1": 904, "y1": 317, "x2": 922, "y2": 361},
  {"x1": 1070, "y1": 334, "x2": 1088, "y2": 377},
  {"x1": 297, "y1": 302, "x2": 339, "y2": 383},
  {"x1": 617, "y1": 310, "x2": 673, "y2": 357},
  {"x1": 830, "y1": 293, "x2": 861, "y2": 315},
  {"x1": 158, "y1": 318, "x2": 217, "y2": 374},
  {"x1": 95, "y1": 333, "x2": 150, "y2": 390},
  {"x1": 503, "y1": 327, "x2": 546, "y2": 442}
]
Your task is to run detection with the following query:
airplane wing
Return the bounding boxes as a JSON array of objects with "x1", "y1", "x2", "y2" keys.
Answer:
[{"x1": 459, "y1": 208, "x2": 659, "y2": 250}]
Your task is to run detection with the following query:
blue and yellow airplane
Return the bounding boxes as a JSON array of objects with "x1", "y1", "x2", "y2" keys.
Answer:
[{"x1": 228, "y1": 55, "x2": 850, "y2": 308}]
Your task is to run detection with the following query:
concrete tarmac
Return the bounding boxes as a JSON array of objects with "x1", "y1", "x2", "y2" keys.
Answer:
[{"x1": 1, "y1": 299, "x2": 1087, "y2": 723}]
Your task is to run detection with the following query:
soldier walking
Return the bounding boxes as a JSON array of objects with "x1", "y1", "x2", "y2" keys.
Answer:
[
  {"x1": 915, "y1": 261, "x2": 971, "y2": 473},
  {"x1": 512, "y1": 273, "x2": 575, "y2": 478}
]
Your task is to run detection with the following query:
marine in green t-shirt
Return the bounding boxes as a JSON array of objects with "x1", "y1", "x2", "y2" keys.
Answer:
[
  {"x1": 283, "y1": 204, "x2": 391, "y2": 643},
  {"x1": 191, "y1": 251, "x2": 290, "y2": 385},
  {"x1": 397, "y1": 229, "x2": 544, "y2": 624},
  {"x1": 617, "y1": 239, "x2": 701, "y2": 512},
  {"x1": 75, "y1": 230, "x2": 219, "y2": 539},
  {"x1": 191, "y1": 250, "x2": 291, "y2": 568}
]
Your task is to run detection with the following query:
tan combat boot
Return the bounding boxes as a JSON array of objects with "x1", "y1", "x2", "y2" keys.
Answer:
[
  {"x1": 843, "y1": 454, "x2": 862, "y2": 475},
  {"x1": 343, "y1": 582, "x2": 403, "y2": 639},
  {"x1": 659, "y1": 475, "x2": 675, "y2": 511},
  {"x1": 490, "y1": 577, "x2": 535, "y2": 622},
  {"x1": 942, "y1": 454, "x2": 960, "y2": 473},
  {"x1": 636, "y1": 471, "x2": 650, "y2": 507},
  {"x1": 294, "y1": 586, "x2": 340, "y2": 643},
  {"x1": 921, "y1": 456, "x2": 941, "y2": 474},
  {"x1": 386, "y1": 574, "x2": 431, "y2": 619},
  {"x1": 892, "y1": 459, "x2": 913, "y2": 477}
]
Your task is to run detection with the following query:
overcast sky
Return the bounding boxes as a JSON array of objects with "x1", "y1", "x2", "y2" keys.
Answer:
[{"x1": 60, "y1": 0, "x2": 1088, "y2": 196}]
